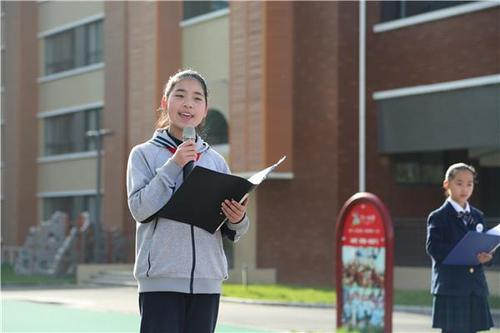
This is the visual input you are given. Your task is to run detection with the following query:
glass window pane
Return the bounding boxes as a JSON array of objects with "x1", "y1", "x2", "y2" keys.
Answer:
[
  {"x1": 43, "y1": 197, "x2": 73, "y2": 220},
  {"x1": 44, "y1": 108, "x2": 101, "y2": 156},
  {"x1": 380, "y1": 1, "x2": 401, "y2": 22},
  {"x1": 44, "y1": 38, "x2": 54, "y2": 74},
  {"x1": 84, "y1": 196, "x2": 97, "y2": 223},
  {"x1": 44, "y1": 19, "x2": 102, "y2": 75},
  {"x1": 86, "y1": 20, "x2": 103, "y2": 65},
  {"x1": 44, "y1": 114, "x2": 73, "y2": 155},
  {"x1": 43, "y1": 196, "x2": 95, "y2": 222},
  {"x1": 183, "y1": 1, "x2": 228, "y2": 20},
  {"x1": 73, "y1": 111, "x2": 86, "y2": 152},
  {"x1": 380, "y1": 0, "x2": 472, "y2": 22},
  {"x1": 393, "y1": 152, "x2": 443, "y2": 185},
  {"x1": 204, "y1": 109, "x2": 228, "y2": 145},
  {"x1": 44, "y1": 30, "x2": 75, "y2": 75},
  {"x1": 85, "y1": 108, "x2": 101, "y2": 151},
  {"x1": 74, "y1": 26, "x2": 86, "y2": 68},
  {"x1": 95, "y1": 20, "x2": 103, "y2": 63}
]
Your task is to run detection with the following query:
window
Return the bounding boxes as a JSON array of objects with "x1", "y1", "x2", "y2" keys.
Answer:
[
  {"x1": 43, "y1": 195, "x2": 96, "y2": 221},
  {"x1": 204, "y1": 109, "x2": 228, "y2": 145},
  {"x1": 380, "y1": 1, "x2": 473, "y2": 22},
  {"x1": 85, "y1": 20, "x2": 103, "y2": 65},
  {"x1": 1, "y1": 123, "x2": 5, "y2": 163},
  {"x1": 183, "y1": 1, "x2": 228, "y2": 20},
  {"x1": 44, "y1": 108, "x2": 100, "y2": 156},
  {"x1": 44, "y1": 20, "x2": 103, "y2": 75},
  {"x1": 1, "y1": 50, "x2": 5, "y2": 89},
  {"x1": 393, "y1": 152, "x2": 444, "y2": 185},
  {"x1": 45, "y1": 29, "x2": 74, "y2": 74},
  {"x1": 1, "y1": 7, "x2": 5, "y2": 50}
]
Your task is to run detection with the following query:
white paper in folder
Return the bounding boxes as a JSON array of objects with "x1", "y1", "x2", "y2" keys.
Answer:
[{"x1": 487, "y1": 224, "x2": 500, "y2": 236}]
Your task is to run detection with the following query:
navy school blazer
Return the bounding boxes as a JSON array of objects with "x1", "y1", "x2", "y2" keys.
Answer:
[{"x1": 426, "y1": 201, "x2": 490, "y2": 296}]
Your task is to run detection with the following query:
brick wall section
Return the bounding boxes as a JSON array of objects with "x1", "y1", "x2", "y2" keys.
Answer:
[
  {"x1": 367, "y1": 3, "x2": 500, "y2": 90},
  {"x1": 364, "y1": 4, "x2": 500, "y2": 265},
  {"x1": 156, "y1": 2, "x2": 182, "y2": 102},
  {"x1": 337, "y1": 1, "x2": 361, "y2": 206},
  {"x1": 106, "y1": 2, "x2": 181, "y2": 259},
  {"x1": 3, "y1": 2, "x2": 38, "y2": 245},
  {"x1": 263, "y1": 2, "x2": 294, "y2": 171},
  {"x1": 246, "y1": 1, "x2": 264, "y2": 170},
  {"x1": 229, "y1": 1, "x2": 265, "y2": 172},
  {"x1": 229, "y1": 1, "x2": 294, "y2": 173},
  {"x1": 232, "y1": 2, "x2": 499, "y2": 286},
  {"x1": 257, "y1": 2, "x2": 343, "y2": 286},
  {"x1": 127, "y1": 2, "x2": 161, "y2": 146},
  {"x1": 365, "y1": 4, "x2": 500, "y2": 218},
  {"x1": 228, "y1": 2, "x2": 248, "y2": 171},
  {"x1": 255, "y1": 3, "x2": 500, "y2": 285},
  {"x1": 103, "y1": 2, "x2": 128, "y2": 237}
]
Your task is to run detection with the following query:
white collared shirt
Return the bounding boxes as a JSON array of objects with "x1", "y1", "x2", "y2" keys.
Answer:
[
  {"x1": 447, "y1": 197, "x2": 471, "y2": 225},
  {"x1": 447, "y1": 197, "x2": 471, "y2": 214}
]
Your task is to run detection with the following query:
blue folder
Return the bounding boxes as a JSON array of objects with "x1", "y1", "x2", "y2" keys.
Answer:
[{"x1": 443, "y1": 231, "x2": 500, "y2": 265}]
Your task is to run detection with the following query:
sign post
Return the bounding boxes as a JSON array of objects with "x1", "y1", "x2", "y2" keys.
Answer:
[{"x1": 335, "y1": 192, "x2": 394, "y2": 333}]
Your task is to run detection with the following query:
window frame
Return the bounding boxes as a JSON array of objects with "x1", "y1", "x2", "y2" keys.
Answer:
[
  {"x1": 182, "y1": 0, "x2": 228, "y2": 21},
  {"x1": 374, "y1": 2, "x2": 499, "y2": 33},
  {"x1": 42, "y1": 194, "x2": 97, "y2": 221},
  {"x1": 43, "y1": 18, "x2": 103, "y2": 76},
  {"x1": 42, "y1": 107, "x2": 101, "y2": 157},
  {"x1": 392, "y1": 152, "x2": 445, "y2": 186}
]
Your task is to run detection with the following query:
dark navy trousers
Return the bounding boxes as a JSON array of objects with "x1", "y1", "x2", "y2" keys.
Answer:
[{"x1": 139, "y1": 292, "x2": 220, "y2": 333}]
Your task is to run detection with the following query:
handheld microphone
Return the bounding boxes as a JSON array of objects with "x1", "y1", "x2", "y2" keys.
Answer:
[{"x1": 182, "y1": 126, "x2": 196, "y2": 180}]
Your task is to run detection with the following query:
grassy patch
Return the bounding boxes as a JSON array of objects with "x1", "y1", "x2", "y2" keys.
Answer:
[
  {"x1": 222, "y1": 283, "x2": 335, "y2": 304},
  {"x1": 393, "y1": 289, "x2": 432, "y2": 307},
  {"x1": 1, "y1": 263, "x2": 75, "y2": 286},
  {"x1": 222, "y1": 283, "x2": 500, "y2": 309},
  {"x1": 394, "y1": 288, "x2": 500, "y2": 309},
  {"x1": 489, "y1": 295, "x2": 500, "y2": 309}
]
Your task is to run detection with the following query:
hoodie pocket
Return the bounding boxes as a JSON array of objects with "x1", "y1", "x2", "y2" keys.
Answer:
[
  {"x1": 147, "y1": 220, "x2": 192, "y2": 278},
  {"x1": 145, "y1": 218, "x2": 159, "y2": 277}
]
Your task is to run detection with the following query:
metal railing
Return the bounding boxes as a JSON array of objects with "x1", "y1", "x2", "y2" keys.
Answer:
[{"x1": 9, "y1": 211, "x2": 127, "y2": 276}]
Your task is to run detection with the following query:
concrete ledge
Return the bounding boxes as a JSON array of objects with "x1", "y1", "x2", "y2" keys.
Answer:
[
  {"x1": 77, "y1": 264, "x2": 133, "y2": 285},
  {"x1": 226, "y1": 267, "x2": 277, "y2": 284},
  {"x1": 221, "y1": 296, "x2": 333, "y2": 308},
  {"x1": 395, "y1": 266, "x2": 430, "y2": 291},
  {"x1": 395, "y1": 266, "x2": 500, "y2": 296}
]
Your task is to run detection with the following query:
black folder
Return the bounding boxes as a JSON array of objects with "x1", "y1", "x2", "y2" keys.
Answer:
[
  {"x1": 156, "y1": 156, "x2": 286, "y2": 233},
  {"x1": 443, "y1": 231, "x2": 500, "y2": 265}
]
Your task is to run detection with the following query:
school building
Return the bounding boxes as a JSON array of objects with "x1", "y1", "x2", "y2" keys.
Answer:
[{"x1": 2, "y1": 1, "x2": 499, "y2": 290}]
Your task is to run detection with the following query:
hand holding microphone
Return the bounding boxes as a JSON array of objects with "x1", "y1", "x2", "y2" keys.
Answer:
[{"x1": 172, "y1": 126, "x2": 197, "y2": 179}]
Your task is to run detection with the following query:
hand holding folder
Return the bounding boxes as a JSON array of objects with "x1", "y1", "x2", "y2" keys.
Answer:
[
  {"x1": 443, "y1": 225, "x2": 500, "y2": 265},
  {"x1": 156, "y1": 156, "x2": 286, "y2": 233}
]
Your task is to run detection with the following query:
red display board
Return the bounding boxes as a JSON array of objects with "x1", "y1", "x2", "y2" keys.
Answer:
[{"x1": 335, "y1": 192, "x2": 394, "y2": 333}]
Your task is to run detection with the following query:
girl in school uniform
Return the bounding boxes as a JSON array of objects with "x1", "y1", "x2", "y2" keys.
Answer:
[
  {"x1": 426, "y1": 163, "x2": 494, "y2": 333},
  {"x1": 127, "y1": 69, "x2": 250, "y2": 333}
]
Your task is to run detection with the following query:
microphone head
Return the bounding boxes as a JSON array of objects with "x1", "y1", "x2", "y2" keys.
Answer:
[{"x1": 182, "y1": 126, "x2": 196, "y2": 142}]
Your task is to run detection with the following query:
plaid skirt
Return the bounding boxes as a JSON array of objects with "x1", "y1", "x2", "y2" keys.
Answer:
[{"x1": 432, "y1": 294, "x2": 494, "y2": 332}]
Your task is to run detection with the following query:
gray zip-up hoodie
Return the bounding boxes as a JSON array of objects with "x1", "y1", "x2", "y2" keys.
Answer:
[{"x1": 127, "y1": 129, "x2": 250, "y2": 294}]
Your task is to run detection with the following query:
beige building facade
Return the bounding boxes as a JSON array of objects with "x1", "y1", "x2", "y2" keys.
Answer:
[{"x1": 2, "y1": 1, "x2": 270, "y2": 282}]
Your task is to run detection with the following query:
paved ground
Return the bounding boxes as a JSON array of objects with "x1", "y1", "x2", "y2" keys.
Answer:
[{"x1": 0, "y1": 285, "x2": 490, "y2": 332}]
